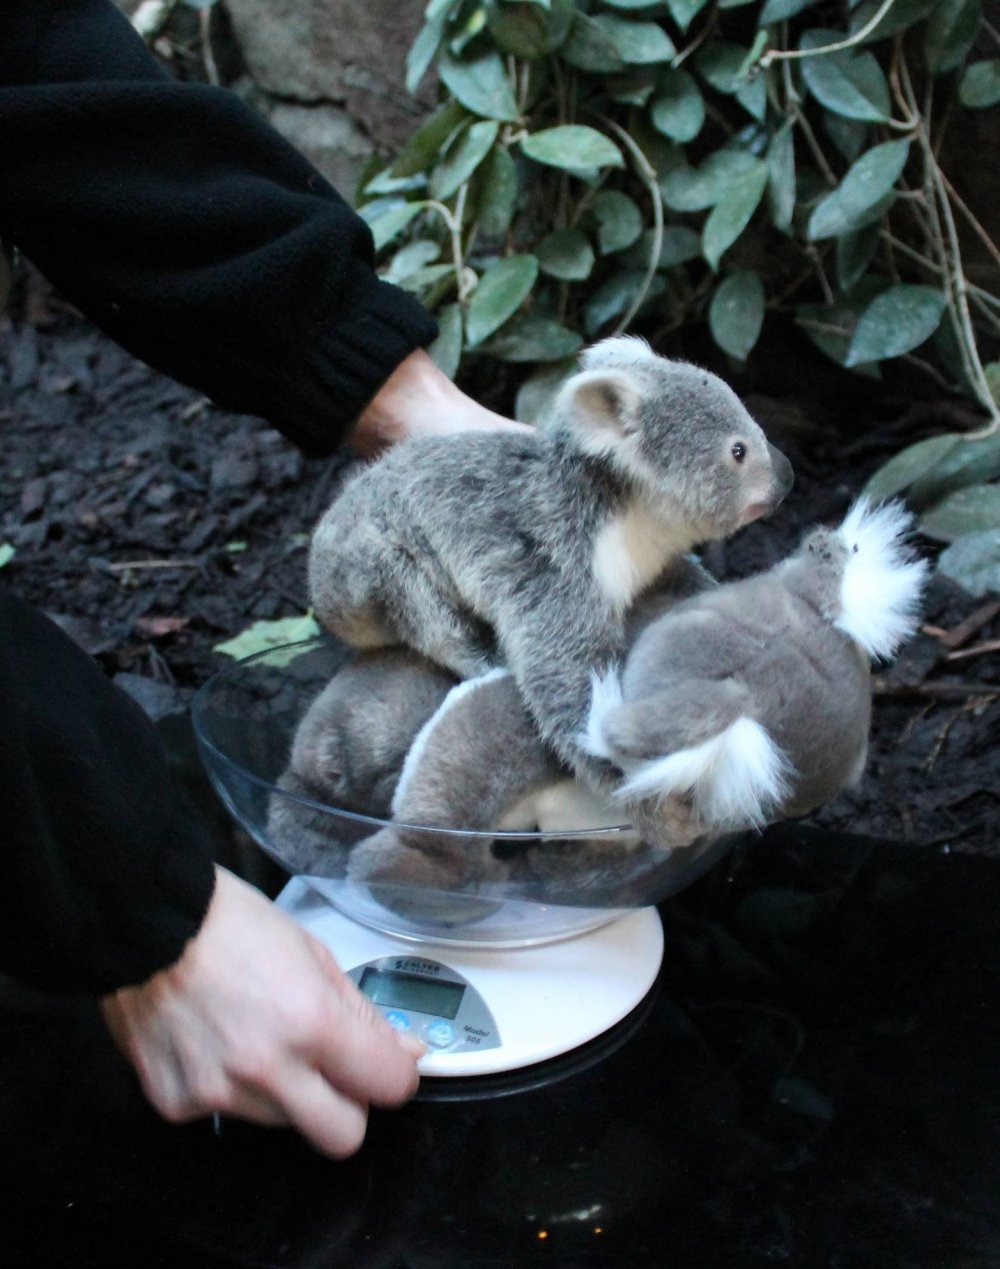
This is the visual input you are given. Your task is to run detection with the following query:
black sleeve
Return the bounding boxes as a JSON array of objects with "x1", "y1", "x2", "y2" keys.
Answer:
[
  {"x1": 0, "y1": 589, "x2": 217, "y2": 995},
  {"x1": 0, "y1": 0, "x2": 438, "y2": 455}
]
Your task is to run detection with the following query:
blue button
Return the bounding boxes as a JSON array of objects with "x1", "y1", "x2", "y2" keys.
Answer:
[
  {"x1": 384, "y1": 1010, "x2": 410, "y2": 1031},
  {"x1": 423, "y1": 1019, "x2": 455, "y2": 1049}
]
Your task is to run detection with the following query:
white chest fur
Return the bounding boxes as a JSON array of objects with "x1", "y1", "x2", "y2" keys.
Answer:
[{"x1": 592, "y1": 502, "x2": 690, "y2": 610}]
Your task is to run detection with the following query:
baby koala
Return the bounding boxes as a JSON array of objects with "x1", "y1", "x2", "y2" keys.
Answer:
[
  {"x1": 586, "y1": 500, "x2": 928, "y2": 832},
  {"x1": 309, "y1": 336, "x2": 793, "y2": 780}
]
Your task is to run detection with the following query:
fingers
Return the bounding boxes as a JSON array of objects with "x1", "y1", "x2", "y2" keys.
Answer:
[{"x1": 309, "y1": 945, "x2": 425, "y2": 1109}]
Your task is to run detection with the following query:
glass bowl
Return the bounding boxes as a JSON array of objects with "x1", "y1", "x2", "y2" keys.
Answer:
[{"x1": 192, "y1": 637, "x2": 739, "y2": 948}]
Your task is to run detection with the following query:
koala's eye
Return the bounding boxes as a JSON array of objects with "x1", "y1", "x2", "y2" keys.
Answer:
[{"x1": 731, "y1": 442, "x2": 747, "y2": 463}]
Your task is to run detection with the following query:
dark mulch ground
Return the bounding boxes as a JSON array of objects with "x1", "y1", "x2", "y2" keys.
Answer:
[{"x1": 1, "y1": 280, "x2": 997, "y2": 857}]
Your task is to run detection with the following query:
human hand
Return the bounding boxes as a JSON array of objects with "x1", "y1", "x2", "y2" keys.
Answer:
[
  {"x1": 99, "y1": 866, "x2": 424, "y2": 1158},
  {"x1": 351, "y1": 349, "x2": 533, "y2": 456}
]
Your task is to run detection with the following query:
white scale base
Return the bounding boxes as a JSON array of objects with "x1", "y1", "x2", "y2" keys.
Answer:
[{"x1": 277, "y1": 878, "x2": 665, "y2": 1078}]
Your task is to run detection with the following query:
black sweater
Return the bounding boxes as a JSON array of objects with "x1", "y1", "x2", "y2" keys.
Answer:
[{"x1": 0, "y1": 0, "x2": 437, "y2": 994}]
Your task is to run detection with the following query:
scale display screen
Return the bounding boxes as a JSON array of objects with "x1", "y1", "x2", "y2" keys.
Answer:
[{"x1": 359, "y1": 966, "x2": 466, "y2": 1020}]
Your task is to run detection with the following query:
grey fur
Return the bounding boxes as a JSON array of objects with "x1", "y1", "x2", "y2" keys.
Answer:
[
  {"x1": 309, "y1": 337, "x2": 792, "y2": 781},
  {"x1": 265, "y1": 649, "x2": 455, "y2": 875},
  {"x1": 598, "y1": 510, "x2": 924, "y2": 827}
]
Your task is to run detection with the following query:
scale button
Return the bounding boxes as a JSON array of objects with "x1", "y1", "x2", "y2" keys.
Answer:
[
  {"x1": 384, "y1": 1010, "x2": 410, "y2": 1032},
  {"x1": 423, "y1": 1019, "x2": 456, "y2": 1049}
]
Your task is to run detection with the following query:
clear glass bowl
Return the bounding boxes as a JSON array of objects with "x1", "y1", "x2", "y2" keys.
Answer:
[{"x1": 192, "y1": 638, "x2": 739, "y2": 948}]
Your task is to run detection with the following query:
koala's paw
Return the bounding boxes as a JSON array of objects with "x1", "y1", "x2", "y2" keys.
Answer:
[
  {"x1": 348, "y1": 829, "x2": 508, "y2": 927},
  {"x1": 632, "y1": 794, "x2": 707, "y2": 851}
]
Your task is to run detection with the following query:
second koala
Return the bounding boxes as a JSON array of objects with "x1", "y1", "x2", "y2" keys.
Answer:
[{"x1": 309, "y1": 337, "x2": 793, "y2": 779}]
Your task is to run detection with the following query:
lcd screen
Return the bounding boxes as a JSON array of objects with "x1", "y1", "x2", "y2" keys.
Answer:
[{"x1": 359, "y1": 967, "x2": 466, "y2": 1020}]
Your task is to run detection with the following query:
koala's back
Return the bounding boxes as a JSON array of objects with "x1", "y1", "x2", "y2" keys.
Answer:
[
  {"x1": 309, "y1": 431, "x2": 587, "y2": 643},
  {"x1": 629, "y1": 572, "x2": 871, "y2": 805}
]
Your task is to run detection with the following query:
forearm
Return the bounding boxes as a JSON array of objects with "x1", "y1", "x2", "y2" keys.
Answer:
[
  {"x1": 0, "y1": 0, "x2": 437, "y2": 453},
  {"x1": 0, "y1": 589, "x2": 215, "y2": 995}
]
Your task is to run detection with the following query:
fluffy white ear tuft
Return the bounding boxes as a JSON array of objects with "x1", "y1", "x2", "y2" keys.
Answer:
[
  {"x1": 615, "y1": 716, "x2": 793, "y2": 831},
  {"x1": 580, "y1": 336, "x2": 658, "y2": 372},
  {"x1": 555, "y1": 369, "x2": 644, "y2": 457},
  {"x1": 836, "y1": 498, "x2": 928, "y2": 661},
  {"x1": 579, "y1": 665, "x2": 625, "y2": 760}
]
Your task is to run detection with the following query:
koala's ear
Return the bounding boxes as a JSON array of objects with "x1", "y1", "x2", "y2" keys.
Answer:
[{"x1": 556, "y1": 369, "x2": 643, "y2": 454}]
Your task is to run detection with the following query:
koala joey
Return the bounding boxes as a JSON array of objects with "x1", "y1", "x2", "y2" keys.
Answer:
[
  {"x1": 309, "y1": 336, "x2": 793, "y2": 783},
  {"x1": 585, "y1": 500, "x2": 928, "y2": 834},
  {"x1": 269, "y1": 558, "x2": 719, "y2": 907}
]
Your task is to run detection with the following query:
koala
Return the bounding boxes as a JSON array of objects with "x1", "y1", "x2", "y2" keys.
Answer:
[
  {"x1": 309, "y1": 336, "x2": 793, "y2": 783},
  {"x1": 265, "y1": 649, "x2": 456, "y2": 876},
  {"x1": 586, "y1": 500, "x2": 928, "y2": 833},
  {"x1": 266, "y1": 558, "x2": 722, "y2": 918}
]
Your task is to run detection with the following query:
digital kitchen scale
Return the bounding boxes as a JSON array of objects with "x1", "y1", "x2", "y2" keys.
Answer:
[
  {"x1": 193, "y1": 637, "x2": 738, "y2": 1080},
  {"x1": 277, "y1": 877, "x2": 664, "y2": 1077}
]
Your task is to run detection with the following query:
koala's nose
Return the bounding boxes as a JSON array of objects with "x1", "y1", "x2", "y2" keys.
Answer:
[{"x1": 768, "y1": 444, "x2": 794, "y2": 501}]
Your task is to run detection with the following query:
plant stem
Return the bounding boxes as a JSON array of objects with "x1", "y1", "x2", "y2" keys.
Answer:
[
  {"x1": 759, "y1": 0, "x2": 897, "y2": 67},
  {"x1": 598, "y1": 117, "x2": 665, "y2": 334},
  {"x1": 938, "y1": 171, "x2": 1000, "y2": 274}
]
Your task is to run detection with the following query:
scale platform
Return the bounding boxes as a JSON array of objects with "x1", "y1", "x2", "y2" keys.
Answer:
[{"x1": 278, "y1": 878, "x2": 665, "y2": 1078}]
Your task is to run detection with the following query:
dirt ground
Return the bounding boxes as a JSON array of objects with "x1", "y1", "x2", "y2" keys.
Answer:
[{"x1": 1, "y1": 275, "x2": 996, "y2": 857}]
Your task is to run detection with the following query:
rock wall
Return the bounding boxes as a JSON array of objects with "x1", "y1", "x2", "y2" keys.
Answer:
[
  {"x1": 117, "y1": 0, "x2": 432, "y2": 202},
  {"x1": 224, "y1": 0, "x2": 431, "y2": 199}
]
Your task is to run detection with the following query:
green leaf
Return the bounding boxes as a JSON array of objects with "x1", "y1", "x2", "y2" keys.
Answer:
[
  {"x1": 809, "y1": 189, "x2": 895, "y2": 241},
  {"x1": 620, "y1": 225, "x2": 702, "y2": 269},
  {"x1": 736, "y1": 73, "x2": 768, "y2": 122},
  {"x1": 920, "y1": 484, "x2": 1000, "y2": 542},
  {"x1": 862, "y1": 434, "x2": 960, "y2": 502},
  {"x1": 760, "y1": 0, "x2": 822, "y2": 20},
  {"x1": 709, "y1": 271, "x2": 766, "y2": 361},
  {"x1": 536, "y1": 227, "x2": 595, "y2": 280},
  {"x1": 695, "y1": 42, "x2": 753, "y2": 94},
  {"x1": 515, "y1": 361, "x2": 576, "y2": 424},
  {"x1": 479, "y1": 315, "x2": 584, "y2": 361},
  {"x1": 650, "y1": 70, "x2": 706, "y2": 143},
  {"x1": 610, "y1": 68, "x2": 659, "y2": 106},
  {"x1": 592, "y1": 191, "x2": 645, "y2": 255},
  {"x1": 591, "y1": 14, "x2": 676, "y2": 64},
  {"x1": 603, "y1": 0, "x2": 669, "y2": 7},
  {"x1": 474, "y1": 146, "x2": 519, "y2": 238},
  {"x1": 909, "y1": 429, "x2": 1000, "y2": 504},
  {"x1": 466, "y1": 253, "x2": 539, "y2": 345},
  {"x1": 960, "y1": 60, "x2": 1000, "y2": 107},
  {"x1": 702, "y1": 162, "x2": 768, "y2": 270},
  {"x1": 0, "y1": 543, "x2": 15, "y2": 568},
  {"x1": 215, "y1": 613, "x2": 321, "y2": 662},
  {"x1": 584, "y1": 270, "x2": 667, "y2": 335},
  {"x1": 936, "y1": 529, "x2": 1000, "y2": 596},
  {"x1": 823, "y1": 113, "x2": 869, "y2": 163},
  {"x1": 795, "y1": 301, "x2": 861, "y2": 367},
  {"x1": 665, "y1": 0, "x2": 711, "y2": 33},
  {"x1": 383, "y1": 239, "x2": 441, "y2": 285},
  {"x1": 407, "y1": 18, "x2": 446, "y2": 96},
  {"x1": 836, "y1": 223, "x2": 882, "y2": 293},
  {"x1": 438, "y1": 49, "x2": 520, "y2": 121},
  {"x1": 849, "y1": 0, "x2": 933, "y2": 44},
  {"x1": 808, "y1": 139, "x2": 909, "y2": 241},
  {"x1": 427, "y1": 303, "x2": 464, "y2": 379},
  {"x1": 924, "y1": 0, "x2": 983, "y2": 76},
  {"x1": 846, "y1": 284, "x2": 946, "y2": 365},
  {"x1": 365, "y1": 201, "x2": 426, "y2": 250},
  {"x1": 432, "y1": 120, "x2": 500, "y2": 200},
  {"x1": 521, "y1": 125, "x2": 624, "y2": 171},
  {"x1": 562, "y1": 11, "x2": 627, "y2": 72},
  {"x1": 484, "y1": 0, "x2": 575, "y2": 58},
  {"x1": 392, "y1": 100, "x2": 468, "y2": 179},
  {"x1": 660, "y1": 146, "x2": 763, "y2": 211},
  {"x1": 766, "y1": 122, "x2": 796, "y2": 232},
  {"x1": 799, "y1": 29, "x2": 891, "y2": 121}
]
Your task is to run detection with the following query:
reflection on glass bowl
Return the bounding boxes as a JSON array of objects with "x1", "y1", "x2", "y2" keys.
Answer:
[{"x1": 192, "y1": 638, "x2": 740, "y2": 948}]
